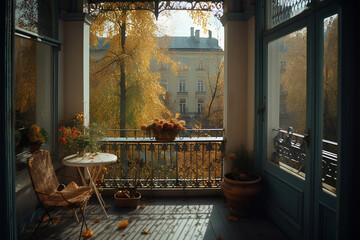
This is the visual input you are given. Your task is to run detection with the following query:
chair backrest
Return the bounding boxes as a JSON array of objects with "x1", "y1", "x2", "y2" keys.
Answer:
[{"x1": 27, "y1": 150, "x2": 60, "y2": 195}]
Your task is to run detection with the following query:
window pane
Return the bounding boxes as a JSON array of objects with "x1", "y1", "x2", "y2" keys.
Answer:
[
  {"x1": 15, "y1": 0, "x2": 55, "y2": 38},
  {"x1": 267, "y1": 28, "x2": 307, "y2": 178},
  {"x1": 268, "y1": 0, "x2": 312, "y2": 28},
  {"x1": 15, "y1": 36, "x2": 54, "y2": 174},
  {"x1": 322, "y1": 14, "x2": 338, "y2": 194}
]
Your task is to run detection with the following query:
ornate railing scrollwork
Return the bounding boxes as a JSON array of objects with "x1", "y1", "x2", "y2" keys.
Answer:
[
  {"x1": 88, "y1": 0, "x2": 224, "y2": 20},
  {"x1": 271, "y1": 127, "x2": 306, "y2": 173}
]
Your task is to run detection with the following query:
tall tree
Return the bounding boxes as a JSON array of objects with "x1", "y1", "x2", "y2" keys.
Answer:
[{"x1": 89, "y1": 4, "x2": 179, "y2": 130}]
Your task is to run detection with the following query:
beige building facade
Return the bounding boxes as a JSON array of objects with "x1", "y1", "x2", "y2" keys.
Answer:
[{"x1": 151, "y1": 28, "x2": 224, "y2": 127}]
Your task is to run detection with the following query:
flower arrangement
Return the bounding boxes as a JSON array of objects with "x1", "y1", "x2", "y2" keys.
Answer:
[
  {"x1": 141, "y1": 118, "x2": 186, "y2": 141},
  {"x1": 58, "y1": 113, "x2": 103, "y2": 156},
  {"x1": 27, "y1": 124, "x2": 48, "y2": 146}
]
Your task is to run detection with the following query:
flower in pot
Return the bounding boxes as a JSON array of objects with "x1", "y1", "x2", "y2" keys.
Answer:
[
  {"x1": 141, "y1": 118, "x2": 186, "y2": 141},
  {"x1": 26, "y1": 124, "x2": 48, "y2": 153},
  {"x1": 220, "y1": 145, "x2": 262, "y2": 216}
]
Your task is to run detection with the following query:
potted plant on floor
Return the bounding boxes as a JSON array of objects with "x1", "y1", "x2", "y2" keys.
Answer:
[
  {"x1": 220, "y1": 144, "x2": 262, "y2": 216},
  {"x1": 114, "y1": 157, "x2": 142, "y2": 207}
]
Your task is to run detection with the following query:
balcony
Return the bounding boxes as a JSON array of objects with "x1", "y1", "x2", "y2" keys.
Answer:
[{"x1": 97, "y1": 129, "x2": 225, "y2": 191}]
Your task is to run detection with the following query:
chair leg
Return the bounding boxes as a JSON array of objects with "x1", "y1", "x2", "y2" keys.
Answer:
[
  {"x1": 73, "y1": 208, "x2": 80, "y2": 223},
  {"x1": 29, "y1": 209, "x2": 50, "y2": 240},
  {"x1": 78, "y1": 203, "x2": 88, "y2": 240}
]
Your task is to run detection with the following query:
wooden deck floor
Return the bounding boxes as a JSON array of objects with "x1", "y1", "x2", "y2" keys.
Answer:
[{"x1": 19, "y1": 196, "x2": 289, "y2": 240}]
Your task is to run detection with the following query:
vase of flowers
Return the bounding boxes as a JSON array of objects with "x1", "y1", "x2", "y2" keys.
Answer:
[
  {"x1": 141, "y1": 118, "x2": 186, "y2": 141},
  {"x1": 26, "y1": 124, "x2": 48, "y2": 153},
  {"x1": 58, "y1": 113, "x2": 103, "y2": 157}
]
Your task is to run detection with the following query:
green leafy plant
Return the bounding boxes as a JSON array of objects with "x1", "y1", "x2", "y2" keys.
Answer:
[{"x1": 227, "y1": 145, "x2": 258, "y2": 181}]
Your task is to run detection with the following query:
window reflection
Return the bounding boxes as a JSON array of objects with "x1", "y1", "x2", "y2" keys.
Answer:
[
  {"x1": 14, "y1": 36, "x2": 54, "y2": 174},
  {"x1": 15, "y1": 0, "x2": 55, "y2": 38},
  {"x1": 322, "y1": 14, "x2": 338, "y2": 194}
]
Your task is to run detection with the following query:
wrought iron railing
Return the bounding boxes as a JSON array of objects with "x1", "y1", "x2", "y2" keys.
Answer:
[
  {"x1": 98, "y1": 129, "x2": 225, "y2": 189},
  {"x1": 272, "y1": 128, "x2": 338, "y2": 191}
]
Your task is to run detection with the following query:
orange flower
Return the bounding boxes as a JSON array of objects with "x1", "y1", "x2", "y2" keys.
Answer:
[
  {"x1": 81, "y1": 228, "x2": 93, "y2": 239},
  {"x1": 60, "y1": 126, "x2": 66, "y2": 132},
  {"x1": 118, "y1": 220, "x2": 128, "y2": 229},
  {"x1": 156, "y1": 124, "x2": 163, "y2": 131},
  {"x1": 71, "y1": 127, "x2": 77, "y2": 133},
  {"x1": 73, "y1": 131, "x2": 81, "y2": 137},
  {"x1": 64, "y1": 131, "x2": 69, "y2": 137},
  {"x1": 59, "y1": 137, "x2": 66, "y2": 144}
]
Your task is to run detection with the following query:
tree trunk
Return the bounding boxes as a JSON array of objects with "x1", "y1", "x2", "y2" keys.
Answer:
[{"x1": 120, "y1": 22, "x2": 126, "y2": 137}]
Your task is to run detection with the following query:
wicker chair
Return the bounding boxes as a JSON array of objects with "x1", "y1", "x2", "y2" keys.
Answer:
[{"x1": 27, "y1": 150, "x2": 93, "y2": 239}]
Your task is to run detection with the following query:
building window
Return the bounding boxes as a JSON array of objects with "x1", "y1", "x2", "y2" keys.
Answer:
[
  {"x1": 198, "y1": 99, "x2": 204, "y2": 113},
  {"x1": 180, "y1": 99, "x2": 186, "y2": 114},
  {"x1": 197, "y1": 60, "x2": 204, "y2": 70},
  {"x1": 160, "y1": 79, "x2": 168, "y2": 91},
  {"x1": 178, "y1": 79, "x2": 187, "y2": 92},
  {"x1": 197, "y1": 80, "x2": 205, "y2": 92}
]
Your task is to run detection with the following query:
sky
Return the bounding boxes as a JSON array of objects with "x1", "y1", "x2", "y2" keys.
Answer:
[{"x1": 156, "y1": 10, "x2": 224, "y2": 50}]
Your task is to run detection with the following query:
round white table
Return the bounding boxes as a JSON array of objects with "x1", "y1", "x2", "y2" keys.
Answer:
[{"x1": 62, "y1": 152, "x2": 117, "y2": 220}]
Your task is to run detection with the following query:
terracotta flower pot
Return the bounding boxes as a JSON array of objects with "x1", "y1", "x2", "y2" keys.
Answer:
[
  {"x1": 155, "y1": 131, "x2": 176, "y2": 141},
  {"x1": 114, "y1": 191, "x2": 141, "y2": 208},
  {"x1": 220, "y1": 173, "x2": 262, "y2": 216}
]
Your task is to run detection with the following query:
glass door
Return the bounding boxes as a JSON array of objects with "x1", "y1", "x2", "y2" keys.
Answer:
[{"x1": 260, "y1": 2, "x2": 340, "y2": 239}]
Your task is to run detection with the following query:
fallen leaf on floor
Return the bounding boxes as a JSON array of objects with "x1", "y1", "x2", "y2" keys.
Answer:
[
  {"x1": 226, "y1": 215, "x2": 239, "y2": 222},
  {"x1": 55, "y1": 217, "x2": 62, "y2": 223},
  {"x1": 42, "y1": 216, "x2": 50, "y2": 222},
  {"x1": 140, "y1": 204, "x2": 147, "y2": 209},
  {"x1": 142, "y1": 229, "x2": 148, "y2": 235},
  {"x1": 118, "y1": 220, "x2": 128, "y2": 229},
  {"x1": 90, "y1": 212, "x2": 94, "y2": 214},
  {"x1": 66, "y1": 210, "x2": 73, "y2": 215},
  {"x1": 128, "y1": 220, "x2": 134, "y2": 223},
  {"x1": 217, "y1": 234, "x2": 223, "y2": 240},
  {"x1": 81, "y1": 228, "x2": 93, "y2": 239},
  {"x1": 93, "y1": 218, "x2": 100, "y2": 223}
]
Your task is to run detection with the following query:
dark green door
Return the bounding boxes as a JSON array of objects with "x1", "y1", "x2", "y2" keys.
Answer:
[{"x1": 260, "y1": 2, "x2": 339, "y2": 239}]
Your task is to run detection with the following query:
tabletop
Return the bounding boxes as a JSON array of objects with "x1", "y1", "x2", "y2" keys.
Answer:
[{"x1": 62, "y1": 152, "x2": 117, "y2": 167}]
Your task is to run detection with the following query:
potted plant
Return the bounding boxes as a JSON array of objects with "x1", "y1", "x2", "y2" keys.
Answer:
[
  {"x1": 141, "y1": 118, "x2": 186, "y2": 141},
  {"x1": 220, "y1": 145, "x2": 262, "y2": 216},
  {"x1": 114, "y1": 157, "x2": 142, "y2": 207},
  {"x1": 25, "y1": 124, "x2": 48, "y2": 153}
]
